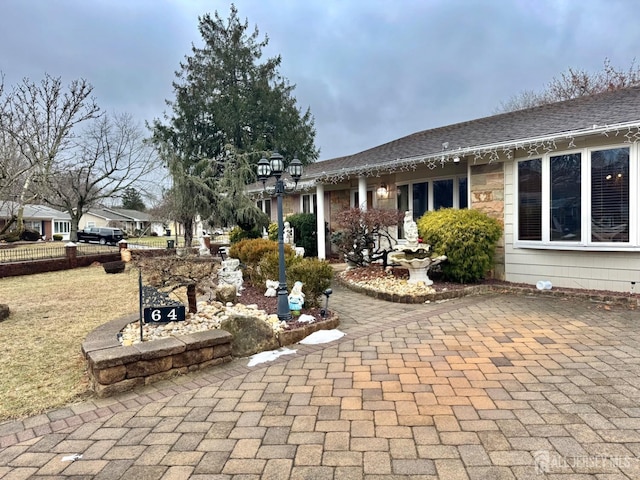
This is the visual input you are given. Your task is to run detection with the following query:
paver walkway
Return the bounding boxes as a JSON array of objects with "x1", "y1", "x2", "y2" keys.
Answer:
[{"x1": 2, "y1": 285, "x2": 640, "y2": 478}]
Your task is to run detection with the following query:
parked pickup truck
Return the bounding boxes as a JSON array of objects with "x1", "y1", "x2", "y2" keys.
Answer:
[{"x1": 76, "y1": 227, "x2": 125, "y2": 245}]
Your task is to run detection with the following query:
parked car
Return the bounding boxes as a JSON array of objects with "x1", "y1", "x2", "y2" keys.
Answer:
[{"x1": 76, "y1": 227, "x2": 125, "y2": 245}]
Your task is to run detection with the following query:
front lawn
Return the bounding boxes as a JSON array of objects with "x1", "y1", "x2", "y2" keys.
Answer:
[{"x1": 0, "y1": 265, "x2": 140, "y2": 421}]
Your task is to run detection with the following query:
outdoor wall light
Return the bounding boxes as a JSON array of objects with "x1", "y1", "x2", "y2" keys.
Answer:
[
  {"x1": 257, "y1": 151, "x2": 303, "y2": 321},
  {"x1": 376, "y1": 183, "x2": 388, "y2": 199},
  {"x1": 453, "y1": 156, "x2": 461, "y2": 163}
]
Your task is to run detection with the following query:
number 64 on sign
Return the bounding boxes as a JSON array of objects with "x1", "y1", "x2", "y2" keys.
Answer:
[{"x1": 143, "y1": 306, "x2": 186, "y2": 324}]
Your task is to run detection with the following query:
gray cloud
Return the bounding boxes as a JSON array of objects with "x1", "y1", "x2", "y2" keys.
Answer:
[{"x1": 1, "y1": 0, "x2": 639, "y2": 163}]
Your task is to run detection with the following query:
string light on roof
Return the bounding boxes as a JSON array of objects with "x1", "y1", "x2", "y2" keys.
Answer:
[{"x1": 543, "y1": 140, "x2": 556, "y2": 153}]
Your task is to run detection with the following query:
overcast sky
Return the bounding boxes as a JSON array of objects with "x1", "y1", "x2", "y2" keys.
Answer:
[{"x1": 1, "y1": 0, "x2": 639, "y2": 162}]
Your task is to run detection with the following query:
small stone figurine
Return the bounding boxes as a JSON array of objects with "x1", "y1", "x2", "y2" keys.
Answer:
[
  {"x1": 283, "y1": 221, "x2": 293, "y2": 245},
  {"x1": 264, "y1": 279, "x2": 278, "y2": 297},
  {"x1": 288, "y1": 281, "x2": 305, "y2": 313}
]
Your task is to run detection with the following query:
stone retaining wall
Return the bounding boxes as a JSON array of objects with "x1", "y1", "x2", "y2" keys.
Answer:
[
  {"x1": 82, "y1": 314, "x2": 340, "y2": 397},
  {"x1": 82, "y1": 316, "x2": 233, "y2": 397}
]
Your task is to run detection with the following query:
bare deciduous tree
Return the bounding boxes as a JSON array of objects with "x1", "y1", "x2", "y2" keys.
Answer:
[
  {"x1": 43, "y1": 113, "x2": 159, "y2": 241},
  {"x1": 0, "y1": 73, "x2": 100, "y2": 234},
  {"x1": 496, "y1": 58, "x2": 640, "y2": 113}
]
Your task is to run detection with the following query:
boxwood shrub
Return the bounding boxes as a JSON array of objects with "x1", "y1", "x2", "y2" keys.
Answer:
[{"x1": 416, "y1": 208, "x2": 502, "y2": 283}]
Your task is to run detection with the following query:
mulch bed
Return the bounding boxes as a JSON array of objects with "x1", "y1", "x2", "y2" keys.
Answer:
[
  {"x1": 238, "y1": 283, "x2": 332, "y2": 330},
  {"x1": 339, "y1": 265, "x2": 638, "y2": 305}
]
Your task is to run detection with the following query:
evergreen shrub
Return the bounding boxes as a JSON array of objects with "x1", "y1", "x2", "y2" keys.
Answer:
[
  {"x1": 228, "y1": 238, "x2": 292, "y2": 283},
  {"x1": 416, "y1": 208, "x2": 502, "y2": 283},
  {"x1": 229, "y1": 226, "x2": 261, "y2": 244},
  {"x1": 286, "y1": 213, "x2": 317, "y2": 257},
  {"x1": 255, "y1": 252, "x2": 333, "y2": 307}
]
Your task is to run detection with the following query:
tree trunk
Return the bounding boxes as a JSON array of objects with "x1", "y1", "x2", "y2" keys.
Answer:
[
  {"x1": 69, "y1": 210, "x2": 83, "y2": 242},
  {"x1": 15, "y1": 204, "x2": 25, "y2": 235},
  {"x1": 0, "y1": 215, "x2": 17, "y2": 235},
  {"x1": 183, "y1": 217, "x2": 194, "y2": 247}
]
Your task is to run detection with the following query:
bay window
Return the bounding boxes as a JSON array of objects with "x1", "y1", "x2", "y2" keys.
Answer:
[{"x1": 516, "y1": 145, "x2": 633, "y2": 247}]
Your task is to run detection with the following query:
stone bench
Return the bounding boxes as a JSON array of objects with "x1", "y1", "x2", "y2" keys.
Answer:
[{"x1": 82, "y1": 315, "x2": 232, "y2": 397}]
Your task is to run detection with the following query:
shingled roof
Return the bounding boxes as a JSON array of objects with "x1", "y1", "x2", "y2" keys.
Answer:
[{"x1": 302, "y1": 86, "x2": 640, "y2": 182}]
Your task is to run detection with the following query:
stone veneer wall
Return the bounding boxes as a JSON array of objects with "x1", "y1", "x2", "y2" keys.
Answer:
[{"x1": 469, "y1": 162, "x2": 506, "y2": 279}]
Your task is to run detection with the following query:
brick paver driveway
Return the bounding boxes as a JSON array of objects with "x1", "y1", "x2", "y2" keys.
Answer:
[{"x1": 2, "y1": 285, "x2": 640, "y2": 478}]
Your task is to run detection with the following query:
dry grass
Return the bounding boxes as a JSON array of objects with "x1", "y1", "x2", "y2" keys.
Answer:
[{"x1": 0, "y1": 264, "x2": 141, "y2": 421}]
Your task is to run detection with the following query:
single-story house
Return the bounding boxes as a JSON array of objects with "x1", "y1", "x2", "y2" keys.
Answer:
[
  {"x1": 0, "y1": 202, "x2": 72, "y2": 241},
  {"x1": 80, "y1": 207, "x2": 169, "y2": 236},
  {"x1": 255, "y1": 86, "x2": 640, "y2": 293},
  {"x1": 79, "y1": 208, "x2": 135, "y2": 232}
]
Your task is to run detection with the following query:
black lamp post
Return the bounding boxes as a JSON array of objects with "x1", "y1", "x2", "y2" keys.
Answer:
[{"x1": 257, "y1": 151, "x2": 303, "y2": 321}]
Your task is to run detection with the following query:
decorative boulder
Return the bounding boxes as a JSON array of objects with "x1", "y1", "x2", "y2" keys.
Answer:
[
  {"x1": 0, "y1": 304, "x2": 9, "y2": 322},
  {"x1": 220, "y1": 315, "x2": 279, "y2": 357},
  {"x1": 215, "y1": 284, "x2": 237, "y2": 304},
  {"x1": 103, "y1": 260, "x2": 126, "y2": 274}
]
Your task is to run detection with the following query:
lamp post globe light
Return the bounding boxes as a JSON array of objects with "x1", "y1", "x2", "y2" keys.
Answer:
[{"x1": 257, "y1": 151, "x2": 303, "y2": 321}]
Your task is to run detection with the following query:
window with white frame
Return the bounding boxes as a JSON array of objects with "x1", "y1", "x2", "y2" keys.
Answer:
[
  {"x1": 351, "y1": 190, "x2": 373, "y2": 209},
  {"x1": 516, "y1": 145, "x2": 632, "y2": 247},
  {"x1": 397, "y1": 176, "x2": 468, "y2": 219},
  {"x1": 301, "y1": 194, "x2": 317, "y2": 214},
  {"x1": 256, "y1": 199, "x2": 271, "y2": 219},
  {"x1": 396, "y1": 175, "x2": 468, "y2": 237},
  {"x1": 54, "y1": 221, "x2": 70, "y2": 234}
]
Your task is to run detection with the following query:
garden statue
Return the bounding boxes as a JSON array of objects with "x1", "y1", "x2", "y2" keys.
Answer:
[
  {"x1": 264, "y1": 279, "x2": 278, "y2": 297},
  {"x1": 288, "y1": 281, "x2": 305, "y2": 313},
  {"x1": 218, "y1": 258, "x2": 244, "y2": 293},
  {"x1": 388, "y1": 210, "x2": 446, "y2": 285},
  {"x1": 404, "y1": 210, "x2": 420, "y2": 244},
  {"x1": 283, "y1": 221, "x2": 293, "y2": 245}
]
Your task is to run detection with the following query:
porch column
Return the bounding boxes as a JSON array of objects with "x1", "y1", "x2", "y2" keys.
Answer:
[
  {"x1": 358, "y1": 176, "x2": 367, "y2": 210},
  {"x1": 316, "y1": 183, "x2": 326, "y2": 259}
]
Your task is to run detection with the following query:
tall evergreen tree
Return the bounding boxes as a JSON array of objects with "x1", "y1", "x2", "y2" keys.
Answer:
[
  {"x1": 121, "y1": 187, "x2": 146, "y2": 211},
  {"x1": 150, "y1": 5, "x2": 318, "y2": 245}
]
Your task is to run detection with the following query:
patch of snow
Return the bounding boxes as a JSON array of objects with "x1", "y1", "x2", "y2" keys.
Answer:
[
  {"x1": 297, "y1": 314, "x2": 316, "y2": 323},
  {"x1": 247, "y1": 347, "x2": 297, "y2": 367},
  {"x1": 299, "y1": 329, "x2": 345, "y2": 345}
]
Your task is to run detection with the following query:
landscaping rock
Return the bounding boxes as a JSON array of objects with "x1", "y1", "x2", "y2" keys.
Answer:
[
  {"x1": 0, "y1": 304, "x2": 9, "y2": 322},
  {"x1": 220, "y1": 314, "x2": 279, "y2": 357},
  {"x1": 215, "y1": 284, "x2": 237, "y2": 303}
]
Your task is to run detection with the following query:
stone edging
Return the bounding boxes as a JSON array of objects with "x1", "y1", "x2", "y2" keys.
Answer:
[
  {"x1": 334, "y1": 274, "x2": 639, "y2": 307},
  {"x1": 82, "y1": 314, "x2": 340, "y2": 397}
]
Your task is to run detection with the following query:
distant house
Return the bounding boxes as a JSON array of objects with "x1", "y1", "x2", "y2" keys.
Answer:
[
  {"x1": 0, "y1": 202, "x2": 71, "y2": 241},
  {"x1": 253, "y1": 86, "x2": 640, "y2": 293},
  {"x1": 79, "y1": 208, "x2": 133, "y2": 232},
  {"x1": 80, "y1": 207, "x2": 168, "y2": 236}
]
